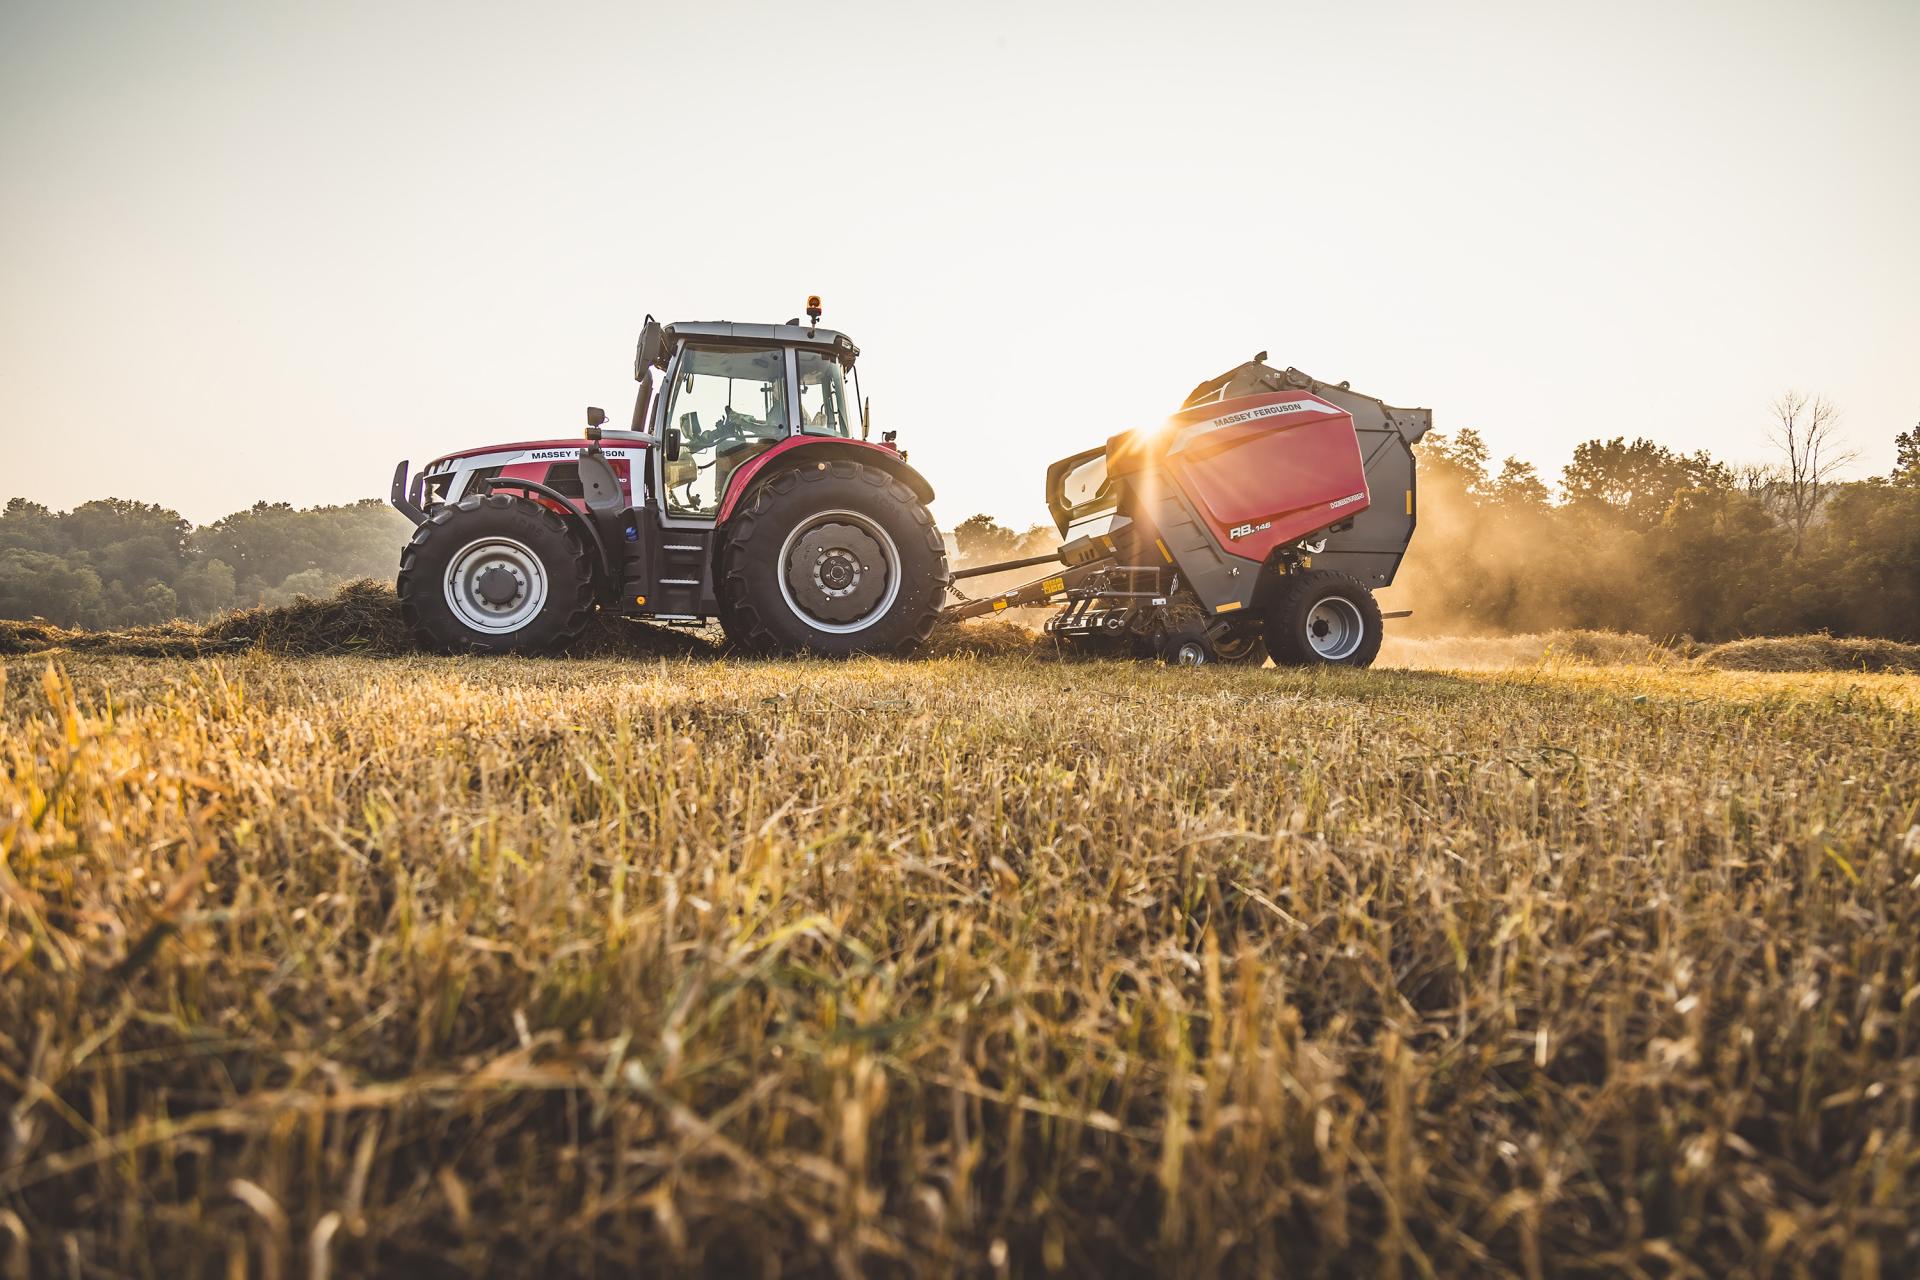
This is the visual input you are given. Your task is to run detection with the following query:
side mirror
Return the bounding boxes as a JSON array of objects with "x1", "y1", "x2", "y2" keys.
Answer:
[
  {"x1": 586, "y1": 406, "x2": 606, "y2": 428},
  {"x1": 635, "y1": 316, "x2": 666, "y2": 379},
  {"x1": 665, "y1": 426, "x2": 681, "y2": 462}
]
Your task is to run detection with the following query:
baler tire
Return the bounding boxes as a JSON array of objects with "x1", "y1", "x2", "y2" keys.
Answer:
[
  {"x1": 717, "y1": 460, "x2": 947, "y2": 656},
  {"x1": 1264, "y1": 570, "x2": 1383, "y2": 668},
  {"x1": 396, "y1": 493, "x2": 596, "y2": 655},
  {"x1": 1158, "y1": 623, "x2": 1215, "y2": 666},
  {"x1": 1207, "y1": 619, "x2": 1269, "y2": 667}
]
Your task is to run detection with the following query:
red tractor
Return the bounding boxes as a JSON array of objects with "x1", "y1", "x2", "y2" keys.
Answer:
[
  {"x1": 391, "y1": 302, "x2": 947, "y2": 656},
  {"x1": 390, "y1": 304, "x2": 1432, "y2": 665}
]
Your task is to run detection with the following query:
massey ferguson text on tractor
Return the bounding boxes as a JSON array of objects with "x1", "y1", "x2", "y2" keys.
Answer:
[{"x1": 389, "y1": 305, "x2": 1430, "y2": 665}]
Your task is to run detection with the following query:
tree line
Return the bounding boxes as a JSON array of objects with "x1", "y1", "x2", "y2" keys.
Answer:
[
  {"x1": 6, "y1": 410, "x2": 1916, "y2": 638},
  {"x1": 1390, "y1": 411, "x2": 1920, "y2": 641},
  {"x1": 0, "y1": 497, "x2": 411, "y2": 628},
  {"x1": 950, "y1": 410, "x2": 1920, "y2": 643}
]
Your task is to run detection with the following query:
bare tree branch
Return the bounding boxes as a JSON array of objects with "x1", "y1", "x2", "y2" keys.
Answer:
[{"x1": 1766, "y1": 391, "x2": 1857, "y2": 555}]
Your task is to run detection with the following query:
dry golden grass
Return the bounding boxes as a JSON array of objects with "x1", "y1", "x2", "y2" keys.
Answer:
[
  {"x1": 3, "y1": 649, "x2": 1918, "y2": 1276},
  {"x1": 1379, "y1": 629, "x2": 1689, "y2": 671}
]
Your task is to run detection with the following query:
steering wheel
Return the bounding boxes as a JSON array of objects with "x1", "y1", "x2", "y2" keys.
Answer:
[{"x1": 696, "y1": 409, "x2": 754, "y2": 456}]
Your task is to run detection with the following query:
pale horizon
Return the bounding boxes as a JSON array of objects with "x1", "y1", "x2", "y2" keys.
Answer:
[{"x1": 3, "y1": 0, "x2": 1915, "y2": 529}]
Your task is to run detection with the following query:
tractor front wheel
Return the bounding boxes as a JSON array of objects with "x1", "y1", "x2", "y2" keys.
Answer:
[
  {"x1": 1263, "y1": 570, "x2": 1383, "y2": 668},
  {"x1": 717, "y1": 460, "x2": 947, "y2": 656},
  {"x1": 397, "y1": 494, "x2": 595, "y2": 654}
]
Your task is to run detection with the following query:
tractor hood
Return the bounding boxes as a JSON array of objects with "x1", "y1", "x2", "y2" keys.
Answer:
[{"x1": 425, "y1": 439, "x2": 602, "y2": 471}]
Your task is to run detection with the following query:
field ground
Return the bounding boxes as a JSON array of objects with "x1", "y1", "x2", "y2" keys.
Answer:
[{"x1": 3, "y1": 645, "x2": 1918, "y2": 1276}]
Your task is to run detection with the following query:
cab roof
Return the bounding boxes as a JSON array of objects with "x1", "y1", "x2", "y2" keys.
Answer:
[{"x1": 665, "y1": 320, "x2": 859, "y2": 360}]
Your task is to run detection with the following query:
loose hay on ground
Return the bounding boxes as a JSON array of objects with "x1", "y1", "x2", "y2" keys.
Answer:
[
  {"x1": 1379, "y1": 628, "x2": 1689, "y2": 669},
  {"x1": 0, "y1": 579, "x2": 720, "y2": 660}
]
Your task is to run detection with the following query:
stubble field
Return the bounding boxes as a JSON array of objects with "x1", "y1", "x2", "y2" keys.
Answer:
[{"x1": 3, "y1": 646, "x2": 1917, "y2": 1276}]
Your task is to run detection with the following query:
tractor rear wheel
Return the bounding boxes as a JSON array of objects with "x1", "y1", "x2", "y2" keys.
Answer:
[
  {"x1": 717, "y1": 460, "x2": 947, "y2": 656},
  {"x1": 1263, "y1": 570, "x2": 1383, "y2": 668},
  {"x1": 397, "y1": 494, "x2": 595, "y2": 654}
]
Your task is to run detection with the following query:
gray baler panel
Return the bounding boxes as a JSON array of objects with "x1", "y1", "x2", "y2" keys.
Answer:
[{"x1": 1293, "y1": 382, "x2": 1430, "y2": 589}]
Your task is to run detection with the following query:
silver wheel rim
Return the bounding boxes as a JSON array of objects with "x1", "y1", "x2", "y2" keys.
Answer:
[
  {"x1": 776, "y1": 509, "x2": 901, "y2": 635},
  {"x1": 446, "y1": 536, "x2": 549, "y2": 634},
  {"x1": 1304, "y1": 595, "x2": 1364, "y2": 661},
  {"x1": 1172, "y1": 639, "x2": 1208, "y2": 665}
]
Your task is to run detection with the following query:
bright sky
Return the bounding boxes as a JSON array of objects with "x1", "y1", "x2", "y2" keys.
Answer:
[{"x1": 3, "y1": 0, "x2": 1915, "y2": 529}]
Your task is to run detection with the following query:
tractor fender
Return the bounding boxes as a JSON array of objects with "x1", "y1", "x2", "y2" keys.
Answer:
[
  {"x1": 716, "y1": 437, "x2": 935, "y2": 523},
  {"x1": 474, "y1": 476, "x2": 618, "y2": 592}
]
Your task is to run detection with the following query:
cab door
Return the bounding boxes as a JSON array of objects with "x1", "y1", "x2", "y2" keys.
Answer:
[{"x1": 655, "y1": 344, "x2": 797, "y2": 524}]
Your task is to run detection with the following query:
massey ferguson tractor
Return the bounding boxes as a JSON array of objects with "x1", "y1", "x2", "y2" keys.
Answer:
[{"x1": 389, "y1": 301, "x2": 1430, "y2": 666}]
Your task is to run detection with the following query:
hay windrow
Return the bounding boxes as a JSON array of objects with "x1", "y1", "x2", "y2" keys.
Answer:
[
  {"x1": 920, "y1": 618, "x2": 1059, "y2": 658},
  {"x1": 0, "y1": 579, "x2": 720, "y2": 659},
  {"x1": 1694, "y1": 633, "x2": 1920, "y2": 673}
]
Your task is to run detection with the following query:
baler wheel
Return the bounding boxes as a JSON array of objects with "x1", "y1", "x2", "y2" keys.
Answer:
[
  {"x1": 1207, "y1": 619, "x2": 1269, "y2": 667},
  {"x1": 1158, "y1": 623, "x2": 1215, "y2": 666},
  {"x1": 396, "y1": 493, "x2": 595, "y2": 654},
  {"x1": 1264, "y1": 570, "x2": 1383, "y2": 668},
  {"x1": 717, "y1": 459, "x2": 947, "y2": 656}
]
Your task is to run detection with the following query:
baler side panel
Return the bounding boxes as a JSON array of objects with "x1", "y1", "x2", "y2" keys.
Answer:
[
  {"x1": 1300, "y1": 389, "x2": 1430, "y2": 588},
  {"x1": 1313, "y1": 428, "x2": 1417, "y2": 587},
  {"x1": 1118, "y1": 477, "x2": 1265, "y2": 617},
  {"x1": 1168, "y1": 412, "x2": 1370, "y2": 566}
]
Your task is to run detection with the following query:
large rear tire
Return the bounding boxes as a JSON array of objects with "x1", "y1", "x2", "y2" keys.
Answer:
[
  {"x1": 397, "y1": 494, "x2": 595, "y2": 654},
  {"x1": 1263, "y1": 570, "x2": 1383, "y2": 668},
  {"x1": 717, "y1": 460, "x2": 947, "y2": 656}
]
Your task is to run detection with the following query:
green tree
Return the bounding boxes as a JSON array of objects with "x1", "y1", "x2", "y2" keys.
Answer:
[
  {"x1": 176, "y1": 557, "x2": 238, "y2": 616},
  {"x1": 0, "y1": 499, "x2": 61, "y2": 552},
  {"x1": 1561, "y1": 437, "x2": 1729, "y2": 528},
  {"x1": 1487, "y1": 458, "x2": 1551, "y2": 512},
  {"x1": 1893, "y1": 423, "x2": 1920, "y2": 487},
  {"x1": 1417, "y1": 429, "x2": 1491, "y2": 500},
  {"x1": 951, "y1": 514, "x2": 1018, "y2": 564},
  {"x1": 0, "y1": 549, "x2": 105, "y2": 627}
]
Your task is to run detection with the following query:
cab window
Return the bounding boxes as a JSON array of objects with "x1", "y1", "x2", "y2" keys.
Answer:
[
  {"x1": 796, "y1": 350, "x2": 857, "y2": 438},
  {"x1": 661, "y1": 345, "x2": 789, "y2": 516}
]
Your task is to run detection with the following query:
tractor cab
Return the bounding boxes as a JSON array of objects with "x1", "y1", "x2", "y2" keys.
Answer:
[{"x1": 632, "y1": 315, "x2": 866, "y2": 522}]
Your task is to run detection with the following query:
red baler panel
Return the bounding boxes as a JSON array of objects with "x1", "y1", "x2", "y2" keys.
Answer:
[{"x1": 1165, "y1": 393, "x2": 1369, "y2": 564}]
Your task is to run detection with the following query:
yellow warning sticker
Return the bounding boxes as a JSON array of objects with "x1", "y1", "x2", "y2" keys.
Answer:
[
  {"x1": 1216, "y1": 601, "x2": 1243, "y2": 613},
  {"x1": 1406, "y1": 489, "x2": 1414, "y2": 515},
  {"x1": 1155, "y1": 538, "x2": 1172, "y2": 563},
  {"x1": 1041, "y1": 576, "x2": 1065, "y2": 594},
  {"x1": 992, "y1": 599, "x2": 1008, "y2": 611}
]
